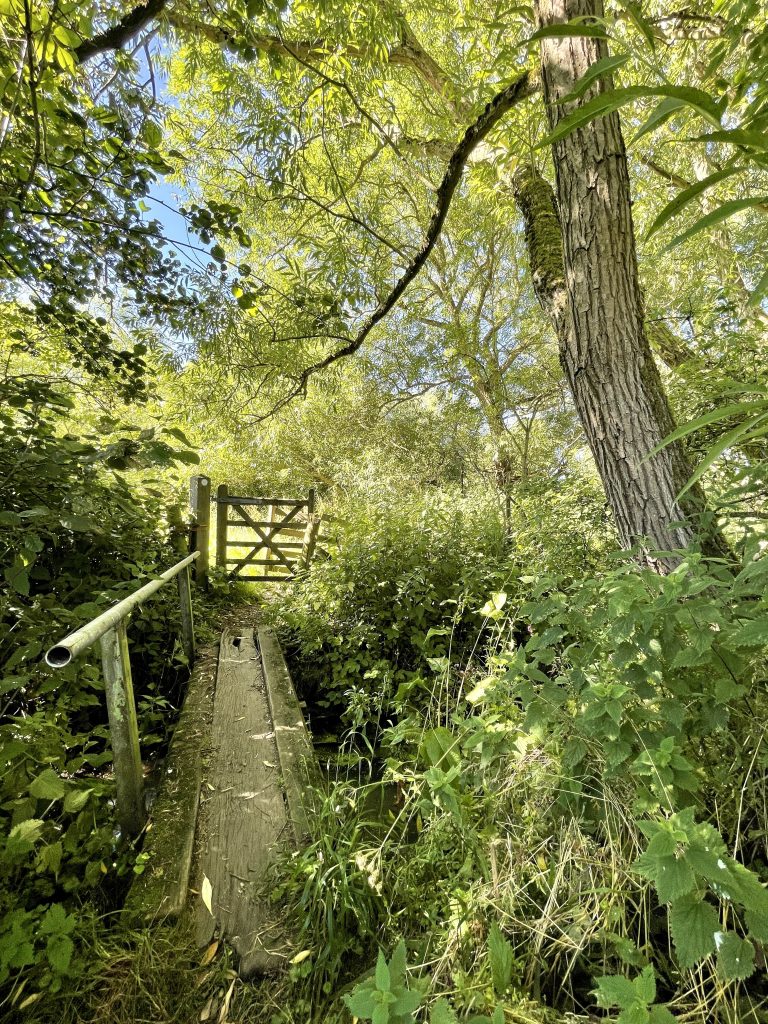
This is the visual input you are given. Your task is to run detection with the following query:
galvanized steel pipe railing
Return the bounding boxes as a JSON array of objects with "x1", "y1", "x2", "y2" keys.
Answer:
[
  {"x1": 45, "y1": 551, "x2": 199, "y2": 668},
  {"x1": 43, "y1": 550, "x2": 200, "y2": 838}
]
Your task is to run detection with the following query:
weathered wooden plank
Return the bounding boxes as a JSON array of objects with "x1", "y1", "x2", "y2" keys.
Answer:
[
  {"x1": 226, "y1": 539, "x2": 304, "y2": 547},
  {"x1": 195, "y1": 629, "x2": 289, "y2": 975},
  {"x1": 124, "y1": 644, "x2": 217, "y2": 921},
  {"x1": 258, "y1": 628, "x2": 320, "y2": 843},
  {"x1": 225, "y1": 526, "x2": 306, "y2": 536},
  {"x1": 227, "y1": 506, "x2": 298, "y2": 571},
  {"x1": 236, "y1": 574, "x2": 295, "y2": 582},
  {"x1": 225, "y1": 558, "x2": 298, "y2": 567},
  {"x1": 217, "y1": 496, "x2": 308, "y2": 507}
]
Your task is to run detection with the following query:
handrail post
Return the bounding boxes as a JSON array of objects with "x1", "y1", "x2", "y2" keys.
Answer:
[
  {"x1": 178, "y1": 564, "x2": 195, "y2": 668},
  {"x1": 216, "y1": 484, "x2": 229, "y2": 570},
  {"x1": 189, "y1": 476, "x2": 211, "y2": 586},
  {"x1": 100, "y1": 620, "x2": 145, "y2": 838}
]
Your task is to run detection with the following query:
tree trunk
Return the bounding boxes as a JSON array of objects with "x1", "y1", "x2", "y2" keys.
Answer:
[{"x1": 533, "y1": 0, "x2": 729, "y2": 567}]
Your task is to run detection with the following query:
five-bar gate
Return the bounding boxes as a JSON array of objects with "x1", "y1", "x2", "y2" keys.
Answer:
[{"x1": 213, "y1": 485, "x2": 318, "y2": 581}]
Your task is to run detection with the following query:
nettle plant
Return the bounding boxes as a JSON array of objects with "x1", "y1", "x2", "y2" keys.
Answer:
[
  {"x1": 343, "y1": 939, "x2": 506, "y2": 1024},
  {"x1": 475, "y1": 548, "x2": 768, "y2": 983}
]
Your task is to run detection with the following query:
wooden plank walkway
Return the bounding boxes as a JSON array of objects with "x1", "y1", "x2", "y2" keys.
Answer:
[
  {"x1": 123, "y1": 644, "x2": 217, "y2": 922},
  {"x1": 127, "y1": 622, "x2": 317, "y2": 977},
  {"x1": 194, "y1": 628, "x2": 290, "y2": 975}
]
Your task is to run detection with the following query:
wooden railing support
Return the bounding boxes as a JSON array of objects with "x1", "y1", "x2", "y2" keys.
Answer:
[
  {"x1": 178, "y1": 564, "x2": 195, "y2": 668},
  {"x1": 189, "y1": 476, "x2": 211, "y2": 586},
  {"x1": 216, "y1": 483, "x2": 229, "y2": 569},
  {"x1": 100, "y1": 620, "x2": 145, "y2": 838}
]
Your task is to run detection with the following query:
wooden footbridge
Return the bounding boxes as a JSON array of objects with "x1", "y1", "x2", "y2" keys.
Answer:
[{"x1": 44, "y1": 480, "x2": 322, "y2": 976}]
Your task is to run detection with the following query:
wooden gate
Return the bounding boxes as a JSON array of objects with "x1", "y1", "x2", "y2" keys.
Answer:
[{"x1": 212, "y1": 485, "x2": 319, "y2": 582}]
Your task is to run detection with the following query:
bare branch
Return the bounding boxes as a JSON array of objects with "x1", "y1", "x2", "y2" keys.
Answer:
[{"x1": 261, "y1": 69, "x2": 539, "y2": 419}]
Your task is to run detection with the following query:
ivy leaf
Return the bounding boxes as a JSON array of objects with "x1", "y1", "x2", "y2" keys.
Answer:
[
  {"x1": 716, "y1": 932, "x2": 755, "y2": 980},
  {"x1": 669, "y1": 895, "x2": 720, "y2": 967}
]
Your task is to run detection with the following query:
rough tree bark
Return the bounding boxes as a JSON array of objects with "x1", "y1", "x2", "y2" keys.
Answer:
[{"x1": 533, "y1": 0, "x2": 730, "y2": 567}]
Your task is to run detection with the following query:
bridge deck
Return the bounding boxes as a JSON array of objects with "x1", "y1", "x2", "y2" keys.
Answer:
[{"x1": 126, "y1": 623, "x2": 317, "y2": 977}]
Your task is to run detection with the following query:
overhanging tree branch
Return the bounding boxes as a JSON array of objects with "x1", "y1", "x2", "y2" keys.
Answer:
[
  {"x1": 75, "y1": 0, "x2": 169, "y2": 63},
  {"x1": 261, "y1": 69, "x2": 538, "y2": 418}
]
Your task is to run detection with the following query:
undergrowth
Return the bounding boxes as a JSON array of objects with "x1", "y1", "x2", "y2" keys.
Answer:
[{"x1": 265, "y1": 490, "x2": 768, "y2": 1023}]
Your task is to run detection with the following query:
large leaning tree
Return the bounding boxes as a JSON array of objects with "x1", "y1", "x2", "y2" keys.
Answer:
[{"x1": 6, "y1": 0, "x2": 767, "y2": 565}]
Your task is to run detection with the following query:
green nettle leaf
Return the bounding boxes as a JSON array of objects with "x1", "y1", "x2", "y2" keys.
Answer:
[
  {"x1": 726, "y1": 617, "x2": 768, "y2": 648},
  {"x1": 430, "y1": 999, "x2": 458, "y2": 1024},
  {"x1": 716, "y1": 932, "x2": 755, "y2": 980},
  {"x1": 635, "y1": 850, "x2": 696, "y2": 903},
  {"x1": 46, "y1": 932, "x2": 74, "y2": 974},
  {"x1": 345, "y1": 987, "x2": 377, "y2": 1019},
  {"x1": 488, "y1": 921, "x2": 515, "y2": 996},
  {"x1": 29, "y1": 768, "x2": 67, "y2": 801},
  {"x1": 390, "y1": 989, "x2": 422, "y2": 1016},
  {"x1": 63, "y1": 788, "x2": 92, "y2": 814},
  {"x1": 648, "y1": 1008, "x2": 677, "y2": 1024},
  {"x1": 388, "y1": 939, "x2": 407, "y2": 984},
  {"x1": 668, "y1": 895, "x2": 720, "y2": 967},
  {"x1": 633, "y1": 965, "x2": 656, "y2": 1004},
  {"x1": 595, "y1": 973, "x2": 637, "y2": 1008},
  {"x1": 9, "y1": 819, "x2": 46, "y2": 844},
  {"x1": 375, "y1": 950, "x2": 391, "y2": 992}
]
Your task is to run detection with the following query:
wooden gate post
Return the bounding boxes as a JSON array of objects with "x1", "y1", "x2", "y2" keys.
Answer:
[
  {"x1": 216, "y1": 484, "x2": 229, "y2": 569},
  {"x1": 300, "y1": 488, "x2": 319, "y2": 570},
  {"x1": 100, "y1": 620, "x2": 145, "y2": 838},
  {"x1": 189, "y1": 476, "x2": 211, "y2": 586}
]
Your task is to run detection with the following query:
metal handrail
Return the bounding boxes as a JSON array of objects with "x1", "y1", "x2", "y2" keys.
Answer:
[
  {"x1": 45, "y1": 551, "x2": 199, "y2": 667},
  {"x1": 44, "y1": 550, "x2": 200, "y2": 838}
]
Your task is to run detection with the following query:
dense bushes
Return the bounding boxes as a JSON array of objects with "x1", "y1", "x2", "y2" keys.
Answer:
[
  {"x1": 271, "y1": 486, "x2": 768, "y2": 1022},
  {"x1": 0, "y1": 376, "x2": 197, "y2": 999},
  {"x1": 274, "y1": 481, "x2": 612, "y2": 733}
]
